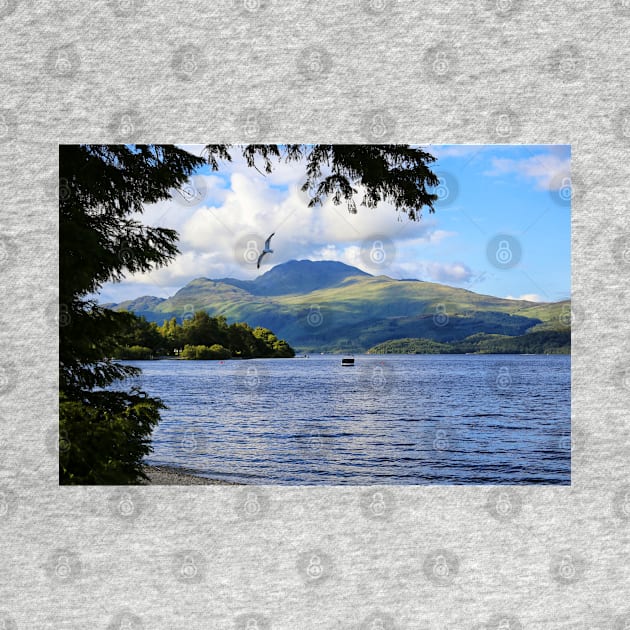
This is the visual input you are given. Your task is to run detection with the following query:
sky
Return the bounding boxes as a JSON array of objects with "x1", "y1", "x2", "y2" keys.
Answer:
[{"x1": 97, "y1": 144, "x2": 571, "y2": 305}]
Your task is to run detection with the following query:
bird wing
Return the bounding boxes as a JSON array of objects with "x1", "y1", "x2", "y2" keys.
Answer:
[
  {"x1": 264, "y1": 232, "x2": 275, "y2": 249},
  {"x1": 257, "y1": 250, "x2": 267, "y2": 269}
]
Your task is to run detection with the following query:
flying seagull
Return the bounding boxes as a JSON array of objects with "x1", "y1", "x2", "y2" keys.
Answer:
[{"x1": 257, "y1": 232, "x2": 275, "y2": 269}]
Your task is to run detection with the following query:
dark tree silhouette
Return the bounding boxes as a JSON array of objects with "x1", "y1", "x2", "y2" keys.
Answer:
[
  {"x1": 60, "y1": 145, "x2": 204, "y2": 484},
  {"x1": 204, "y1": 144, "x2": 439, "y2": 219}
]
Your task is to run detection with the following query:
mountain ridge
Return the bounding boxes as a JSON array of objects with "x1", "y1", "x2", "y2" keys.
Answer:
[
  {"x1": 103, "y1": 259, "x2": 570, "y2": 352},
  {"x1": 213, "y1": 259, "x2": 372, "y2": 296}
]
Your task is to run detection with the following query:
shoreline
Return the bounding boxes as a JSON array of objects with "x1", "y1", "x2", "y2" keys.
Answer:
[{"x1": 141, "y1": 464, "x2": 243, "y2": 486}]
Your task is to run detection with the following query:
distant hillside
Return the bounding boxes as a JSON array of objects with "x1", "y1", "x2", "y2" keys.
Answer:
[
  {"x1": 105, "y1": 260, "x2": 571, "y2": 353},
  {"x1": 103, "y1": 295, "x2": 167, "y2": 322},
  {"x1": 368, "y1": 330, "x2": 570, "y2": 355},
  {"x1": 115, "y1": 295, "x2": 166, "y2": 312}
]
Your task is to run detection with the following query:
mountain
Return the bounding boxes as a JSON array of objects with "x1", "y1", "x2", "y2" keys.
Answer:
[
  {"x1": 102, "y1": 295, "x2": 166, "y2": 321},
  {"x1": 216, "y1": 259, "x2": 371, "y2": 296},
  {"x1": 105, "y1": 260, "x2": 570, "y2": 352}
]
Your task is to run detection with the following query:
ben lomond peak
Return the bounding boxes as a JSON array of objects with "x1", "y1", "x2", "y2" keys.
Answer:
[{"x1": 215, "y1": 259, "x2": 372, "y2": 296}]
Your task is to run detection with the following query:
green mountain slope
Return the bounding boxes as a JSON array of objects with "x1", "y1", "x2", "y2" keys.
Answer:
[{"x1": 106, "y1": 260, "x2": 570, "y2": 352}]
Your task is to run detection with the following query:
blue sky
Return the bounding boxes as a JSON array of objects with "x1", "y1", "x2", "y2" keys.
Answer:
[{"x1": 98, "y1": 144, "x2": 571, "y2": 304}]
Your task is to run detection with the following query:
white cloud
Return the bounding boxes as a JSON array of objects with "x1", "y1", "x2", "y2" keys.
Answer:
[
  {"x1": 505, "y1": 293, "x2": 544, "y2": 302},
  {"x1": 484, "y1": 150, "x2": 570, "y2": 191},
  {"x1": 103, "y1": 153, "x2": 465, "y2": 298},
  {"x1": 423, "y1": 261, "x2": 475, "y2": 283},
  {"x1": 377, "y1": 259, "x2": 477, "y2": 285},
  {"x1": 407, "y1": 261, "x2": 475, "y2": 284}
]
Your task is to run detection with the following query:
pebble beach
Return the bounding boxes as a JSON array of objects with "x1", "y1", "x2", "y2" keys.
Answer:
[{"x1": 142, "y1": 465, "x2": 242, "y2": 485}]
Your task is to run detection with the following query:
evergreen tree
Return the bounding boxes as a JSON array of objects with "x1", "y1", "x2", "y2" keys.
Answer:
[{"x1": 60, "y1": 145, "x2": 204, "y2": 484}]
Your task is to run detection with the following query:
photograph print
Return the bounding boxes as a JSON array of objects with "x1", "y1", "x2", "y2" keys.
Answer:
[{"x1": 59, "y1": 143, "x2": 571, "y2": 485}]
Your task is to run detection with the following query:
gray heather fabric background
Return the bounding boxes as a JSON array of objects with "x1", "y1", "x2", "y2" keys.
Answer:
[{"x1": 1, "y1": 0, "x2": 629, "y2": 628}]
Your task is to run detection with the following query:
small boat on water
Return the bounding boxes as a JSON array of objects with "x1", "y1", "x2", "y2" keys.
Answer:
[{"x1": 341, "y1": 357, "x2": 355, "y2": 366}]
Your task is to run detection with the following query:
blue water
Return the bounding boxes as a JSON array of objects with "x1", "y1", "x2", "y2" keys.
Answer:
[{"x1": 117, "y1": 354, "x2": 571, "y2": 485}]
